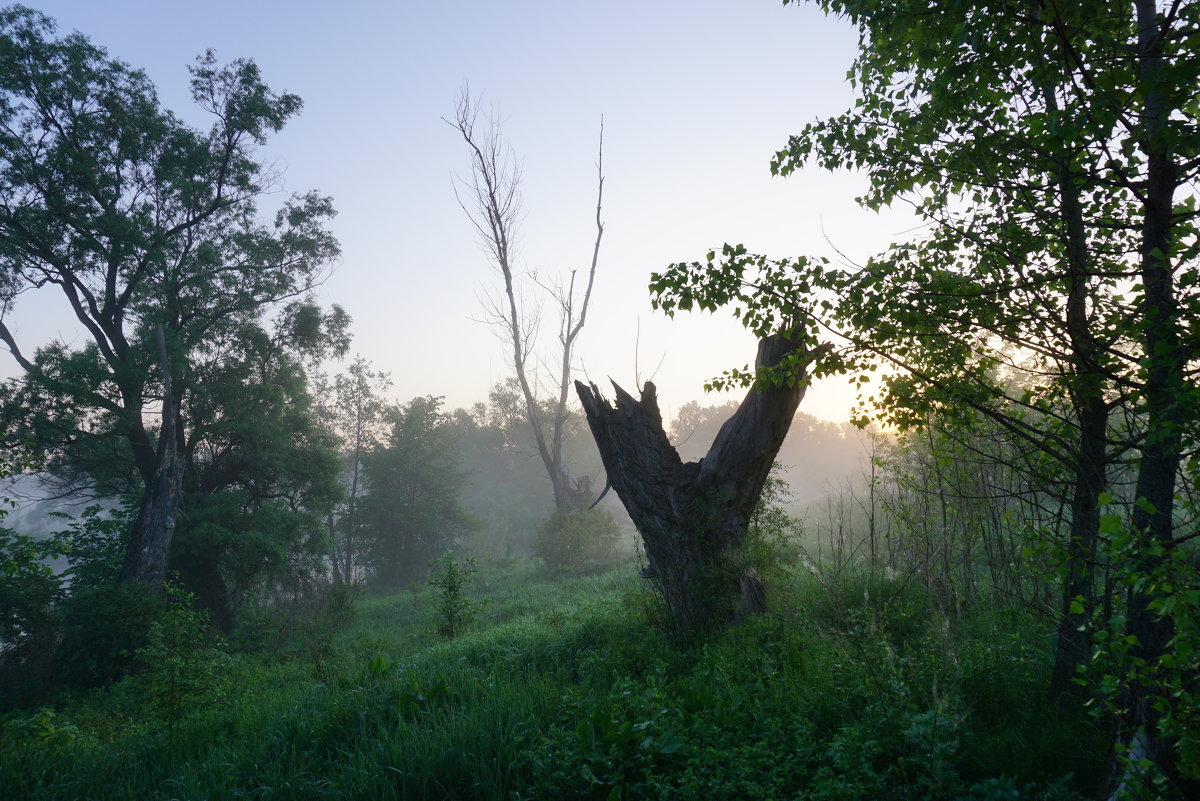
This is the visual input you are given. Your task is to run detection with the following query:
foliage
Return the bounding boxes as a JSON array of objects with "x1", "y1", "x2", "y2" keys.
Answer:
[
  {"x1": 2, "y1": 707, "x2": 85, "y2": 752},
  {"x1": 0, "y1": 528, "x2": 63, "y2": 651},
  {"x1": 0, "y1": 502, "x2": 134, "y2": 707},
  {"x1": 0, "y1": 5, "x2": 342, "y2": 597},
  {"x1": 167, "y1": 301, "x2": 347, "y2": 626},
  {"x1": 55, "y1": 581, "x2": 163, "y2": 689},
  {"x1": 428, "y1": 550, "x2": 481, "y2": 640},
  {"x1": 52, "y1": 504, "x2": 131, "y2": 591},
  {"x1": 0, "y1": 447, "x2": 60, "y2": 651},
  {"x1": 360, "y1": 396, "x2": 477, "y2": 587},
  {"x1": 1085, "y1": 506, "x2": 1200, "y2": 788},
  {"x1": 132, "y1": 583, "x2": 231, "y2": 737},
  {"x1": 532, "y1": 507, "x2": 622, "y2": 577},
  {"x1": 745, "y1": 464, "x2": 802, "y2": 584},
  {"x1": 0, "y1": 527, "x2": 64, "y2": 708}
]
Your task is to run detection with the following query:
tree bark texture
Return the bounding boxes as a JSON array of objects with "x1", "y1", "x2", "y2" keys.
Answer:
[
  {"x1": 120, "y1": 327, "x2": 184, "y2": 591},
  {"x1": 576, "y1": 332, "x2": 822, "y2": 632}
]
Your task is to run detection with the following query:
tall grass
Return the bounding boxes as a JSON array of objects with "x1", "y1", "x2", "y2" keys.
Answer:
[{"x1": 1, "y1": 564, "x2": 1103, "y2": 800}]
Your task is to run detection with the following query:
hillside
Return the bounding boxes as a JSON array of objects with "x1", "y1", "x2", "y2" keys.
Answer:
[{"x1": 2, "y1": 562, "x2": 1103, "y2": 800}]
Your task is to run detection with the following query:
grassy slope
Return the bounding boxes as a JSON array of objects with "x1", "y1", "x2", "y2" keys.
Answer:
[{"x1": 1, "y1": 564, "x2": 1105, "y2": 800}]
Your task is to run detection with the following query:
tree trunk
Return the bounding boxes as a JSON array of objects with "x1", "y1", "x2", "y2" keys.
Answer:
[
  {"x1": 1102, "y1": 4, "x2": 1196, "y2": 795},
  {"x1": 576, "y1": 332, "x2": 823, "y2": 632},
  {"x1": 1049, "y1": 386, "x2": 1107, "y2": 701},
  {"x1": 175, "y1": 545, "x2": 234, "y2": 632},
  {"x1": 120, "y1": 326, "x2": 184, "y2": 592}
]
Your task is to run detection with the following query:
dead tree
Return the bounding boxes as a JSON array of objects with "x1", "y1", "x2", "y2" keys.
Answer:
[
  {"x1": 576, "y1": 331, "x2": 828, "y2": 632},
  {"x1": 449, "y1": 88, "x2": 604, "y2": 513}
]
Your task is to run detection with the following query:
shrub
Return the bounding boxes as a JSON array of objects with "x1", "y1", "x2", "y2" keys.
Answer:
[
  {"x1": 0, "y1": 528, "x2": 64, "y2": 651},
  {"x1": 429, "y1": 550, "x2": 481, "y2": 639},
  {"x1": 745, "y1": 466, "x2": 802, "y2": 583},
  {"x1": 304, "y1": 579, "x2": 360, "y2": 683},
  {"x1": 56, "y1": 581, "x2": 163, "y2": 688},
  {"x1": 532, "y1": 508, "x2": 622, "y2": 576},
  {"x1": 134, "y1": 582, "x2": 230, "y2": 735}
]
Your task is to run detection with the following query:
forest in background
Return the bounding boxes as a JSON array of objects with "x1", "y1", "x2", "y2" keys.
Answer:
[{"x1": 1, "y1": 1, "x2": 1199, "y2": 799}]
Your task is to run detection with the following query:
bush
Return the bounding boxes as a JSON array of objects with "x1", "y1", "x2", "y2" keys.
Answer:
[
  {"x1": 532, "y1": 508, "x2": 622, "y2": 576},
  {"x1": 133, "y1": 583, "x2": 230, "y2": 735},
  {"x1": 56, "y1": 581, "x2": 163, "y2": 688},
  {"x1": 0, "y1": 530, "x2": 65, "y2": 709},
  {"x1": 745, "y1": 466, "x2": 802, "y2": 583},
  {"x1": 0, "y1": 528, "x2": 64, "y2": 650},
  {"x1": 429, "y1": 550, "x2": 481, "y2": 639}
]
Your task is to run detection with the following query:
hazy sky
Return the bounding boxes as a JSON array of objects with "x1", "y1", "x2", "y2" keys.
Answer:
[{"x1": 3, "y1": 1, "x2": 918, "y2": 423}]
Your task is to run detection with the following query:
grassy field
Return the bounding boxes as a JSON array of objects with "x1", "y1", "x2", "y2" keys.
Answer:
[{"x1": 0, "y1": 562, "x2": 1106, "y2": 800}]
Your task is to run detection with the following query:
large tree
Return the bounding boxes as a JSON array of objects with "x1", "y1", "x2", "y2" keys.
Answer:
[
  {"x1": 171, "y1": 300, "x2": 347, "y2": 628},
  {"x1": 651, "y1": 0, "x2": 1199, "y2": 793},
  {"x1": 0, "y1": 7, "x2": 339, "y2": 592}
]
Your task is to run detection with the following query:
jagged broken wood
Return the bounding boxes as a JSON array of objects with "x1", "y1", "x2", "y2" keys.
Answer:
[{"x1": 576, "y1": 331, "x2": 828, "y2": 632}]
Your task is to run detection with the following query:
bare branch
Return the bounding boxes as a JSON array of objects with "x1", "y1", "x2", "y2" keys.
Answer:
[{"x1": 448, "y1": 87, "x2": 606, "y2": 511}]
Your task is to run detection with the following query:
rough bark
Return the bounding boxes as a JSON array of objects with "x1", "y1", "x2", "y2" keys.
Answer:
[
  {"x1": 576, "y1": 332, "x2": 825, "y2": 632},
  {"x1": 120, "y1": 327, "x2": 184, "y2": 591}
]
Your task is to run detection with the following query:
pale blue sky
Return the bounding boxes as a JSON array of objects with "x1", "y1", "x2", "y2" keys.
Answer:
[{"x1": 4, "y1": 1, "x2": 917, "y2": 423}]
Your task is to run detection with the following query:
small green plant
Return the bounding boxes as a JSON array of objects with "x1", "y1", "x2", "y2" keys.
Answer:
[
  {"x1": 532, "y1": 508, "x2": 622, "y2": 576},
  {"x1": 745, "y1": 464, "x2": 802, "y2": 583},
  {"x1": 2, "y1": 707, "x2": 82, "y2": 749},
  {"x1": 134, "y1": 582, "x2": 229, "y2": 739},
  {"x1": 305, "y1": 580, "x2": 360, "y2": 683},
  {"x1": 1085, "y1": 507, "x2": 1200, "y2": 794},
  {"x1": 428, "y1": 550, "x2": 480, "y2": 639},
  {"x1": 525, "y1": 684, "x2": 684, "y2": 801}
]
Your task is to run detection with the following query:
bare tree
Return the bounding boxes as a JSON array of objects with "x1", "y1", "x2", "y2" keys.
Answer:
[{"x1": 448, "y1": 88, "x2": 604, "y2": 512}]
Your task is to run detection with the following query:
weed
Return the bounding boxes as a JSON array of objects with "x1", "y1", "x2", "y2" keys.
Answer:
[{"x1": 429, "y1": 550, "x2": 482, "y2": 639}]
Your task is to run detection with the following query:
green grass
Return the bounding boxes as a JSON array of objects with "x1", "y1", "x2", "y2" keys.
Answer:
[{"x1": 1, "y1": 563, "x2": 1105, "y2": 800}]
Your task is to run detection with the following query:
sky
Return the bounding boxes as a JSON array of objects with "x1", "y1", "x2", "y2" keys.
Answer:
[{"x1": 2, "y1": 1, "x2": 919, "y2": 424}]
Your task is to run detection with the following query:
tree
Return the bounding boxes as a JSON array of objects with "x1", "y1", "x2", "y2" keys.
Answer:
[
  {"x1": 445, "y1": 379, "x2": 578, "y2": 559},
  {"x1": 0, "y1": 7, "x2": 339, "y2": 593},
  {"x1": 576, "y1": 331, "x2": 829, "y2": 632},
  {"x1": 316, "y1": 356, "x2": 392, "y2": 585},
  {"x1": 651, "y1": 0, "x2": 1200, "y2": 792},
  {"x1": 360, "y1": 397, "x2": 476, "y2": 588},
  {"x1": 449, "y1": 88, "x2": 605, "y2": 513},
  {"x1": 171, "y1": 300, "x2": 347, "y2": 628}
]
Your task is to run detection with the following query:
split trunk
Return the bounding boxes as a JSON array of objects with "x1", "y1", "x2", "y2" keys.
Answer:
[{"x1": 576, "y1": 332, "x2": 822, "y2": 632}]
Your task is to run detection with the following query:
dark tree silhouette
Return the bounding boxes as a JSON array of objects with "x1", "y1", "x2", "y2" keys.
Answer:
[{"x1": 576, "y1": 331, "x2": 828, "y2": 632}]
